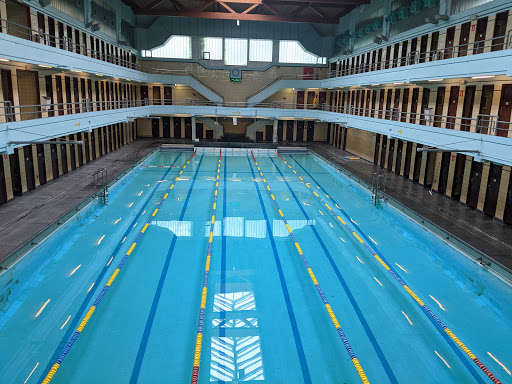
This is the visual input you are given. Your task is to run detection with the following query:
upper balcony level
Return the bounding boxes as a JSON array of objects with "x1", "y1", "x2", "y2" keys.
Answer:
[{"x1": 1, "y1": 97, "x2": 511, "y2": 166}]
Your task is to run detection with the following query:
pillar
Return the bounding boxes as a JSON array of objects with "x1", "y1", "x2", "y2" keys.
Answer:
[
  {"x1": 273, "y1": 120, "x2": 278, "y2": 144},
  {"x1": 192, "y1": 117, "x2": 197, "y2": 141}
]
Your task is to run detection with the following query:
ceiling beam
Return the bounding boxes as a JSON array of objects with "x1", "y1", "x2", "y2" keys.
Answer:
[
  {"x1": 132, "y1": 8, "x2": 340, "y2": 23},
  {"x1": 219, "y1": 1, "x2": 237, "y2": 13},
  {"x1": 242, "y1": 3, "x2": 259, "y2": 14}
]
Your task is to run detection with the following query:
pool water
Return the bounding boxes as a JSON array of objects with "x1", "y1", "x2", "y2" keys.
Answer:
[{"x1": 0, "y1": 148, "x2": 511, "y2": 384}]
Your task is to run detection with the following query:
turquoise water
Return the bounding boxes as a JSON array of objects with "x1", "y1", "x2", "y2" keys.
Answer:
[{"x1": 0, "y1": 149, "x2": 511, "y2": 384}]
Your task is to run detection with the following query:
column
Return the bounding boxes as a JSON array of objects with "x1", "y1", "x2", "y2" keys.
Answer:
[
  {"x1": 459, "y1": 156, "x2": 473, "y2": 204},
  {"x1": 476, "y1": 162, "x2": 490, "y2": 212},
  {"x1": 273, "y1": 120, "x2": 278, "y2": 144},
  {"x1": 494, "y1": 166, "x2": 511, "y2": 220},
  {"x1": 445, "y1": 153, "x2": 457, "y2": 198},
  {"x1": 2, "y1": 154, "x2": 14, "y2": 201},
  {"x1": 431, "y1": 152, "x2": 443, "y2": 191},
  {"x1": 192, "y1": 117, "x2": 197, "y2": 141},
  {"x1": 408, "y1": 142, "x2": 418, "y2": 181}
]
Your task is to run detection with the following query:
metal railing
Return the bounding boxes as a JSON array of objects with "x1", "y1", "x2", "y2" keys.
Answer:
[
  {"x1": 1, "y1": 98, "x2": 511, "y2": 138},
  {"x1": 0, "y1": 18, "x2": 138, "y2": 69}
]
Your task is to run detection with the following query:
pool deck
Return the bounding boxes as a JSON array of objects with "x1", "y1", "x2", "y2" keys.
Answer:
[
  {"x1": 0, "y1": 138, "x2": 169, "y2": 265},
  {"x1": 1, "y1": 139, "x2": 511, "y2": 275},
  {"x1": 308, "y1": 143, "x2": 512, "y2": 274}
]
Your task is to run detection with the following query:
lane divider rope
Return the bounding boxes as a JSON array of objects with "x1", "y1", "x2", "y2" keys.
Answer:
[
  {"x1": 139, "y1": 164, "x2": 179, "y2": 168},
  {"x1": 40, "y1": 150, "x2": 197, "y2": 384},
  {"x1": 251, "y1": 152, "x2": 370, "y2": 384},
  {"x1": 190, "y1": 150, "x2": 222, "y2": 384},
  {"x1": 277, "y1": 152, "x2": 502, "y2": 384}
]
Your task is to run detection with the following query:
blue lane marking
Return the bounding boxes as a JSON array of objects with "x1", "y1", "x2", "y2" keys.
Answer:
[
  {"x1": 247, "y1": 155, "x2": 312, "y2": 384},
  {"x1": 129, "y1": 155, "x2": 205, "y2": 384},
  {"x1": 288, "y1": 155, "x2": 486, "y2": 384},
  {"x1": 37, "y1": 153, "x2": 183, "y2": 384},
  {"x1": 218, "y1": 156, "x2": 228, "y2": 384},
  {"x1": 269, "y1": 156, "x2": 398, "y2": 384}
]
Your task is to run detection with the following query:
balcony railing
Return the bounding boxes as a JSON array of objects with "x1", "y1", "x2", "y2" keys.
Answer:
[
  {"x1": 1, "y1": 98, "x2": 511, "y2": 139},
  {"x1": 0, "y1": 18, "x2": 138, "y2": 69}
]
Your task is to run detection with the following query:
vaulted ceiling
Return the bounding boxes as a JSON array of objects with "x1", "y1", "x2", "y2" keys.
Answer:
[{"x1": 122, "y1": 0, "x2": 370, "y2": 25}]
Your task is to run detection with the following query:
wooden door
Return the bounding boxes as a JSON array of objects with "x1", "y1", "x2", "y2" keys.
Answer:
[
  {"x1": 318, "y1": 92, "x2": 326, "y2": 109},
  {"x1": 497, "y1": 84, "x2": 512, "y2": 137},
  {"x1": 265, "y1": 125, "x2": 273, "y2": 142},
  {"x1": 256, "y1": 131, "x2": 263, "y2": 142},
  {"x1": 444, "y1": 27, "x2": 455, "y2": 59},
  {"x1": 60, "y1": 142, "x2": 68, "y2": 174},
  {"x1": 35, "y1": 144, "x2": 47, "y2": 185},
  {"x1": 424, "y1": 152, "x2": 436, "y2": 186},
  {"x1": 48, "y1": 17, "x2": 56, "y2": 47},
  {"x1": 10, "y1": 150, "x2": 22, "y2": 195},
  {"x1": 419, "y1": 35, "x2": 428, "y2": 63},
  {"x1": 461, "y1": 86, "x2": 476, "y2": 131},
  {"x1": 395, "y1": 140, "x2": 403, "y2": 175},
  {"x1": 174, "y1": 118, "x2": 182, "y2": 138},
  {"x1": 164, "y1": 87, "x2": 172, "y2": 105},
  {"x1": 466, "y1": 161, "x2": 483, "y2": 208},
  {"x1": 387, "y1": 139, "x2": 395, "y2": 171},
  {"x1": 483, "y1": 163, "x2": 502, "y2": 216},
  {"x1": 380, "y1": 136, "x2": 387, "y2": 167},
  {"x1": 206, "y1": 130, "x2": 213, "y2": 139},
  {"x1": 473, "y1": 17, "x2": 488, "y2": 54},
  {"x1": 140, "y1": 86, "x2": 149, "y2": 103},
  {"x1": 50, "y1": 142, "x2": 59, "y2": 178},
  {"x1": 152, "y1": 119, "x2": 160, "y2": 138},
  {"x1": 184, "y1": 117, "x2": 192, "y2": 139},
  {"x1": 478, "y1": 85, "x2": 494, "y2": 134},
  {"x1": 413, "y1": 145, "x2": 423, "y2": 182},
  {"x1": 24, "y1": 146, "x2": 35, "y2": 191},
  {"x1": 296, "y1": 121, "x2": 304, "y2": 141},
  {"x1": 277, "y1": 121, "x2": 283, "y2": 141},
  {"x1": 374, "y1": 134, "x2": 380, "y2": 164},
  {"x1": 491, "y1": 11, "x2": 508, "y2": 51},
  {"x1": 297, "y1": 91, "x2": 305, "y2": 109},
  {"x1": 446, "y1": 86, "x2": 460, "y2": 129},
  {"x1": 458, "y1": 22, "x2": 471, "y2": 57},
  {"x1": 286, "y1": 121, "x2": 294, "y2": 141},
  {"x1": 451, "y1": 154, "x2": 466, "y2": 200},
  {"x1": 437, "y1": 152, "x2": 451, "y2": 194},
  {"x1": 163, "y1": 117, "x2": 171, "y2": 138},
  {"x1": 403, "y1": 142, "x2": 413, "y2": 178},
  {"x1": 196, "y1": 123, "x2": 204, "y2": 139},
  {"x1": 401, "y1": 89, "x2": 409, "y2": 122},
  {"x1": 307, "y1": 122, "x2": 315, "y2": 142},
  {"x1": 1, "y1": 70, "x2": 15, "y2": 121},
  {"x1": 434, "y1": 87, "x2": 446, "y2": 127},
  {"x1": 153, "y1": 87, "x2": 161, "y2": 105}
]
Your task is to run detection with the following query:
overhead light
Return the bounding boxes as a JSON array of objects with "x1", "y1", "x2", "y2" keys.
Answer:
[
  {"x1": 237, "y1": 20, "x2": 240, "y2": 26},
  {"x1": 428, "y1": 78, "x2": 444, "y2": 82},
  {"x1": 371, "y1": 84, "x2": 380, "y2": 86},
  {"x1": 472, "y1": 75, "x2": 494, "y2": 79},
  {"x1": 292, "y1": 88, "x2": 295, "y2": 90},
  {"x1": 95, "y1": 73, "x2": 103, "y2": 76},
  {"x1": 0, "y1": 58, "x2": 10, "y2": 62},
  {"x1": 72, "y1": 69, "x2": 82, "y2": 73},
  {"x1": 393, "y1": 82, "x2": 405, "y2": 85},
  {"x1": 125, "y1": 79, "x2": 131, "y2": 81},
  {"x1": 38, "y1": 64, "x2": 52, "y2": 68}
]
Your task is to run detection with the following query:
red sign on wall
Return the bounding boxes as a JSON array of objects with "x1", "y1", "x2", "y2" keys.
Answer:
[
  {"x1": 471, "y1": 24, "x2": 476, "y2": 31},
  {"x1": 3, "y1": 154, "x2": 7, "y2": 160},
  {"x1": 460, "y1": 90, "x2": 464, "y2": 97}
]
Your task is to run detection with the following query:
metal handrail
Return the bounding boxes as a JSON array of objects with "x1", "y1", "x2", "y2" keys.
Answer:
[
  {"x1": 0, "y1": 17, "x2": 138, "y2": 70},
  {"x1": 1, "y1": 98, "x2": 511, "y2": 137}
]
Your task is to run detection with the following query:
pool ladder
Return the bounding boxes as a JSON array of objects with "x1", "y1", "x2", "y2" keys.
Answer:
[
  {"x1": 92, "y1": 168, "x2": 108, "y2": 204},
  {"x1": 371, "y1": 173, "x2": 386, "y2": 206}
]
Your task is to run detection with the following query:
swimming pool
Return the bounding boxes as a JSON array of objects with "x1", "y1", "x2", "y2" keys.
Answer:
[{"x1": 1, "y1": 147, "x2": 511, "y2": 384}]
